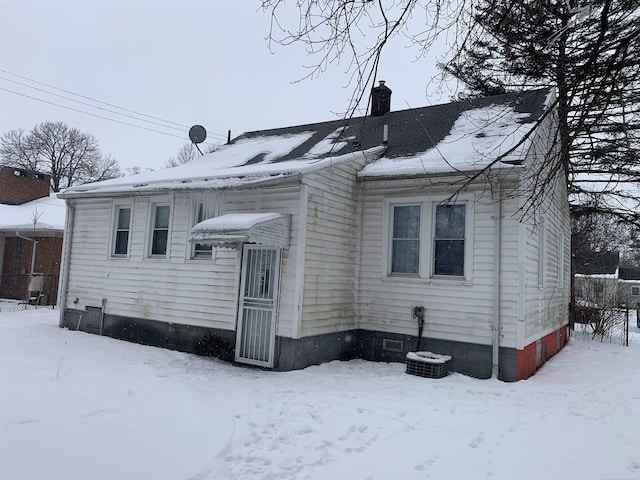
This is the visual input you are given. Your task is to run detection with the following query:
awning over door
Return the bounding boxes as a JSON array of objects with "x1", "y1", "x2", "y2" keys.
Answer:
[{"x1": 189, "y1": 213, "x2": 291, "y2": 249}]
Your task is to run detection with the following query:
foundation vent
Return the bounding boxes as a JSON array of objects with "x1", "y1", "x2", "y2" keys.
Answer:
[{"x1": 382, "y1": 338, "x2": 404, "y2": 352}]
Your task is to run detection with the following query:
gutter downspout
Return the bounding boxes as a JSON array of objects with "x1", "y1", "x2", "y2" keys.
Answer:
[
  {"x1": 15, "y1": 232, "x2": 38, "y2": 277},
  {"x1": 292, "y1": 184, "x2": 309, "y2": 340},
  {"x1": 58, "y1": 203, "x2": 75, "y2": 324},
  {"x1": 492, "y1": 181, "x2": 502, "y2": 379}
]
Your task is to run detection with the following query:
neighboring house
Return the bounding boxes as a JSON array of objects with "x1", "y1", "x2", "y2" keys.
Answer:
[
  {"x1": 573, "y1": 252, "x2": 640, "y2": 309},
  {"x1": 0, "y1": 166, "x2": 66, "y2": 304},
  {"x1": 574, "y1": 251, "x2": 620, "y2": 308},
  {"x1": 618, "y1": 267, "x2": 640, "y2": 308},
  {"x1": 57, "y1": 85, "x2": 570, "y2": 381}
]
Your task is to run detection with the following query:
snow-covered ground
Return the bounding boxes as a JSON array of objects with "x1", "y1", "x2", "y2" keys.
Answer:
[{"x1": 2, "y1": 309, "x2": 639, "y2": 480}]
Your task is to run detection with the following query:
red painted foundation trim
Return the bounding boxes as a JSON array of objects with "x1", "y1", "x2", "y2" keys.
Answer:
[{"x1": 516, "y1": 325, "x2": 569, "y2": 380}]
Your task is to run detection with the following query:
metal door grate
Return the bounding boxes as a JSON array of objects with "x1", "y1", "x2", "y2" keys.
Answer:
[{"x1": 235, "y1": 246, "x2": 280, "y2": 367}]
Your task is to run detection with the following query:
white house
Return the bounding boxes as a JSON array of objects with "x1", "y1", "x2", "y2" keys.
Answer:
[
  {"x1": 57, "y1": 85, "x2": 570, "y2": 381},
  {"x1": 618, "y1": 267, "x2": 640, "y2": 309},
  {"x1": 574, "y1": 253, "x2": 640, "y2": 309},
  {"x1": 574, "y1": 251, "x2": 620, "y2": 308}
]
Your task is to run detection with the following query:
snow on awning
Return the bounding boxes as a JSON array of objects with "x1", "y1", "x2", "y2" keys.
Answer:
[{"x1": 189, "y1": 213, "x2": 291, "y2": 249}]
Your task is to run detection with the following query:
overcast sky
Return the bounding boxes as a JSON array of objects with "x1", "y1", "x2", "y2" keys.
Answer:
[{"x1": 1, "y1": 1, "x2": 453, "y2": 171}]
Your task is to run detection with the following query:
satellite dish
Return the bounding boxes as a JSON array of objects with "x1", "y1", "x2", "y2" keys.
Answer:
[{"x1": 188, "y1": 125, "x2": 207, "y2": 144}]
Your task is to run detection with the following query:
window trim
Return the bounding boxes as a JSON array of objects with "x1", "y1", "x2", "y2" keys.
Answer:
[
  {"x1": 537, "y1": 220, "x2": 546, "y2": 287},
  {"x1": 191, "y1": 202, "x2": 214, "y2": 259},
  {"x1": 110, "y1": 203, "x2": 133, "y2": 258},
  {"x1": 632, "y1": 286, "x2": 640, "y2": 296},
  {"x1": 147, "y1": 201, "x2": 172, "y2": 259},
  {"x1": 432, "y1": 203, "x2": 467, "y2": 278},
  {"x1": 559, "y1": 233, "x2": 565, "y2": 289},
  {"x1": 389, "y1": 203, "x2": 422, "y2": 277},
  {"x1": 384, "y1": 195, "x2": 473, "y2": 282}
]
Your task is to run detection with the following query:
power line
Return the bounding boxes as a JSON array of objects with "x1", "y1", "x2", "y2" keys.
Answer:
[
  {"x1": 0, "y1": 68, "x2": 188, "y2": 128},
  {"x1": 0, "y1": 68, "x2": 228, "y2": 140},
  {"x1": 0, "y1": 86, "x2": 188, "y2": 140},
  {"x1": 0, "y1": 76, "x2": 192, "y2": 133}
]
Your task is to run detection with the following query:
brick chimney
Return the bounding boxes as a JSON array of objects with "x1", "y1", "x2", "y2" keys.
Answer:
[
  {"x1": 0, "y1": 166, "x2": 51, "y2": 205},
  {"x1": 370, "y1": 80, "x2": 392, "y2": 116}
]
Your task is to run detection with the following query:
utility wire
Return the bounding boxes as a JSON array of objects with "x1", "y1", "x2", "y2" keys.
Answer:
[
  {"x1": 0, "y1": 68, "x2": 228, "y2": 140},
  {"x1": 0, "y1": 87, "x2": 187, "y2": 140},
  {"x1": 1, "y1": 76, "x2": 192, "y2": 133},
  {"x1": 1, "y1": 68, "x2": 186, "y2": 128}
]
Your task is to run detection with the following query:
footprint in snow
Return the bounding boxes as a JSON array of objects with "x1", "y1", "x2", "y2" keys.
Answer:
[
  {"x1": 469, "y1": 432, "x2": 485, "y2": 448},
  {"x1": 414, "y1": 453, "x2": 439, "y2": 471}
]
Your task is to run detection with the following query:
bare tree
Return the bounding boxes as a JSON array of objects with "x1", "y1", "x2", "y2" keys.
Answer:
[
  {"x1": 165, "y1": 143, "x2": 198, "y2": 168},
  {"x1": 263, "y1": 1, "x2": 640, "y2": 226},
  {"x1": 124, "y1": 166, "x2": 154, "y2": 176},
  {"x1": 262, "y1": 1, "x2": 467, "y2": 116},
  {"x1": 165, "y1": 142, "x2": 219, "y2": 168},
  {"x1": 442, "y1": 0, "x2": 640, "y2": 226},
  {"x1": 0, "y1": 121, "x2": 121, "y2": 191}
]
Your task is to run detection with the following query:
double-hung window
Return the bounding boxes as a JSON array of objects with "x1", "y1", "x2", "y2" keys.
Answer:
[
  {"x1": 433, "y1": 205, "x2": 466, "y2": 276},
  {"x1": 193, "y1": 203, "x2": 213, "y2": 258},
  {"x1": 151, "y1": 204, "x2": 170, "y2": 256},
  {"x1": 388, "y1": 199, "x2": 469, "y2": 279},
  {"x1": 632, "y1": 286, "x2": 639, "y2": 296},
  {"x1": 112, "y1": 206, "x2": 131, "y2": 256},
  {"x1": 391, "y1": 205, "x2": 421, "y2": 275}
]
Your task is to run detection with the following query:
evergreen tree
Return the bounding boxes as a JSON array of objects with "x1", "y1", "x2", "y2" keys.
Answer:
[{"x1": 442, "y1": 0, "x2": 640, "y2": 225}]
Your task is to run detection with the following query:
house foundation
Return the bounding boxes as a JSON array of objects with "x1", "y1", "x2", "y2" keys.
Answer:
[
  {"x1": 61, "y1": 308, "x2": 566, "y2": 381},
  {"x1": 516, "y1": 326, "x2": 569, "y2": 380}
]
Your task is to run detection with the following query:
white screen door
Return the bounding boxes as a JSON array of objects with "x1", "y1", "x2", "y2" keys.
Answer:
[{"x1": 235, "y1": 245, "x2": 281, "y2": 367}]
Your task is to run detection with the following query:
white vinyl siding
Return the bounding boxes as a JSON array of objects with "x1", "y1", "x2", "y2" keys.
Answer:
[
  {"x1": 64, "y1": 188, "x2": 301, "y2": 334},
  {"x1": 522, "y1": 169, "x2": 571, "y2": 345},
  {"x1": 537, "y1": 220, "x2": 546, "y2": 286},
  {"x1": 359, "y1": 182, "x2": 499, "y2": 347},
  {"x1": 297, "y1": 155, "x2": 374, "y2": 338}
]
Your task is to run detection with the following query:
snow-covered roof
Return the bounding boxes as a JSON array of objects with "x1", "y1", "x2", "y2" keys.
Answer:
[
  {"x1": 189, "y1": 213, "x2": 291, "y2": 249},
  {"x1": 619, "y1": 267, "x2": 640, "y2": 281},
  {"x1": 0, "y1": 194, "x2": 66, "y2": 233},
  {"x1": 574, "y1": 272, "x2": 619, "y2": 280},
  {"x1": 59, "y1": 89, "x2": 551, "y2": 199},
  {"x1": 359, "y1": 104, "x2": 535, "y2": 178},
  {"x1": 574, "y1": 251, "x2": 620, "y2": 275}
]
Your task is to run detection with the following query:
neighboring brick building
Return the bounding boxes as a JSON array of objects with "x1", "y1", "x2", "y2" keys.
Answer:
[
  {"x1": 0, "y1": 166, "x2": 66, "y2": 304},
  {"x1": 0, "y1": 166, "x2": 50, "y2": 205}
]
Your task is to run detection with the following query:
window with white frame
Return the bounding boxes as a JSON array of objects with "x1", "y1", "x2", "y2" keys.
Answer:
[
  {"x1": 388, "y1": 200, "x2": 469, "y2": 279},
  {"x1": 632, "y1": 286, "x2": 640, "y2": 296},
  {"x1": 112, "y1": 206, "x2": 131, "y2": 256},
  {"x1": 391, "y1": 205, "x2": 421, "y2": 275},
  {"x1": 193, "y1": 202, "x2": 213, "y2": 258},
  {"x1": 150, "y1": 204, "x2": 170, "y2": 256},
  {"x1": 433, "y1": 204, "x2": 466, "y2": 276}
]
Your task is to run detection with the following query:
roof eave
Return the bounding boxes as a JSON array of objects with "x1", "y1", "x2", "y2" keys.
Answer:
[
  {"x1": 58, "y1": 173, "x2": 304, "y2": 200},
  {"x1": 357, "y1": 164, "x2": 525, "y2": 183}
]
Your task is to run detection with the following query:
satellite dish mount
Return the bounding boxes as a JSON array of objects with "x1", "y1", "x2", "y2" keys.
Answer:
[{"x1": 188, "y1": 125, "x2": 207, "y2": 155}]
